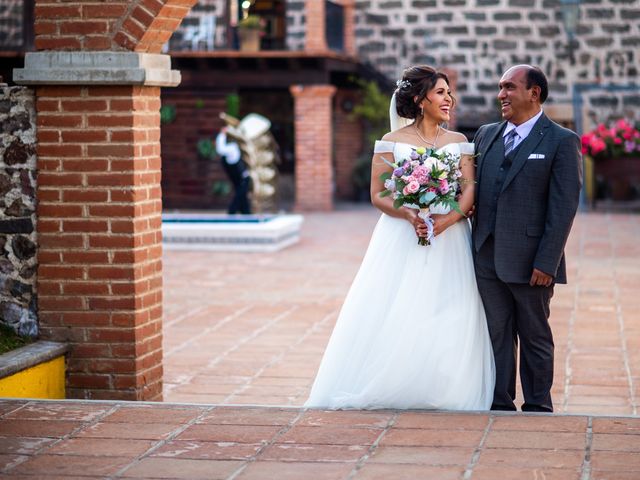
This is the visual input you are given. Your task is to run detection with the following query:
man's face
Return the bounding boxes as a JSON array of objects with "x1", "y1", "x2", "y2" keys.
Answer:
[{"x1": 498, "y1": 67, "x2": 537, "y2": 125}]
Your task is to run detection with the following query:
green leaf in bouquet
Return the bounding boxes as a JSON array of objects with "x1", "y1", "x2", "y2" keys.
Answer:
[
  {"x1": 451, "y1": 201, "x2": 466, "y2": 217},
  {"x1": 379, "y1": 190, "x2": 391, "y2": 198},
  {"x1": 393, "y1": 197, "x2": 404, "y2": 209},
  {"x1": 379, "y1": 171, "x2": 392, "y2": 182}
]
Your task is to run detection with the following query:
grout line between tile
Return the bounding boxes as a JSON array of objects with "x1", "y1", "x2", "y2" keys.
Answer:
[
  {"x1": 580, "y1": 416, "x2": 593, "y2": 480},
  {"x1": 225, "y1": 407, "x2": 308, "y2": 480},
  {"x1": 164, "y1": 304, "x2": 253, "y2": 359},
  {"x1": 613, "y1": 266, "x2": 637, "y2": 415},
  {"x1": 109, "y1": 404, "x2": 217, "y2": 479},
  {"x1": 345, "y1": 411, "x2": 399, "y2": 480},
  {"x1": 165, "y1": 305, "x2": 297, "y2": 396},
  {"x1": 462, "y1": 414, "x2": 494, "y2": 479},
  {"x1": 1, "y1": 401, "x2": 122, "y2": 475},
  {"x1": 563, "y1": 224, "x2": 583, "y2": 413},
  {"x1": 224, "y1": 309, "x2": 337, "y2": 404}
]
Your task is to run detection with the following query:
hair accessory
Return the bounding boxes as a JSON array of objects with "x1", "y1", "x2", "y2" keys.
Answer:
[{"x1": 395, "y1": 79, "x2": 411, "y2": 90}]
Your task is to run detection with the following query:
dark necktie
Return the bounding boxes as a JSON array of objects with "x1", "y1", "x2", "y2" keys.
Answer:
[{"x1": 504, "y1": 129, "x2": 518, "y2": 156}]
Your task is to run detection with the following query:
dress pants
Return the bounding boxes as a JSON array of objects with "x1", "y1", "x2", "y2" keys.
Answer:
[{"x1": 474, "y1": 234, "x2": 555, "y2": 412}]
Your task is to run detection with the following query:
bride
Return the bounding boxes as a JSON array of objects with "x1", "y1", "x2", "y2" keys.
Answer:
[{"x1": 305, "y1": 65, "x2": 495, "y2": 410}]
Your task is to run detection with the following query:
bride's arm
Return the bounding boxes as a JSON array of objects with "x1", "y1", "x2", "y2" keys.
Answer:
[
  {"x1": 370, "y1": 152, "x2": 421, "y2": 227},
  {"x1": 431, "y1": 153, "x2": 475, "y2": 235}
]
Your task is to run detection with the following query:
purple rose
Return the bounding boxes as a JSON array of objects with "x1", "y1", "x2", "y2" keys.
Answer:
[{"x1": 393, "y1": 167, "x2": 405, "y2": 177}]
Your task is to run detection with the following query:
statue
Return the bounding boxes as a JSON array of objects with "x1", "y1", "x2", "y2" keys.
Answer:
[{"x1": 219, "y1": 112, "x2": 281, "y2": 213}]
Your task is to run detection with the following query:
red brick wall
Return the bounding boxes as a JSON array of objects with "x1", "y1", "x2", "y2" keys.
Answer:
[
  {"x1": 34, "y1": 0, "x2": 198, "y2": 53},
  {"x1": 304, "y1": 0, "x2": 327, "y2": 52},
  {"x1": 36, "y1": 85, "x2": 164, "y2": 400},
  {"x1": 160, "y1": 90, "x2": 228, "y2": 209},
  {"x1": 290, "y1": 85, "x2": 336, "y2": 211},
  {"x1": 334, "y1": 89, "x2": 363, "y2": 200},
  {"x1": 31, "y1": 0, "x2": 199, "y2": 400}
]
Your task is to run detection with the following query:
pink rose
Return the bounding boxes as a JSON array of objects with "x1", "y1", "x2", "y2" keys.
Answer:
[
  {"x1": 403, "y1": 180, "x2": 420, "y2": 195},
  {"x1": 439, "y1": 179, "x2": 450, "y2": 194}
]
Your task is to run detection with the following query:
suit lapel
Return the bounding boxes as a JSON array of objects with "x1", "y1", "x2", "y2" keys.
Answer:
[{"x1": 500, "y1": 114, "x2": 551, "y2": 194}]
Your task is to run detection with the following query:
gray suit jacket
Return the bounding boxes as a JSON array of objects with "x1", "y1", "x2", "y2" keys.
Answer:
[{"x1": 472, "y1": 113, "x2": 583, "y2": 284}]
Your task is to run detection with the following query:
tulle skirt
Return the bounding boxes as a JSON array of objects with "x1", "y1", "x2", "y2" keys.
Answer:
[{"x1": 305, "y1": 213, "x2": 495, "y2": 410}]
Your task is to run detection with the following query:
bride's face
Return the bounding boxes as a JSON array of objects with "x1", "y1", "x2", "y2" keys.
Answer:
[{"x1": 419, "y1": 78, "x2": 452, "y2": 123}]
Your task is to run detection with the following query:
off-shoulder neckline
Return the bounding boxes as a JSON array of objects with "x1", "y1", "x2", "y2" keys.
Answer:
[{"x1": 375, "y1": 140, "x2": 471, "y2": 152}]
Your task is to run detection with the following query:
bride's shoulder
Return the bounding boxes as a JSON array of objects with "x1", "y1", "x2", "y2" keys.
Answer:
[
  {"x1": 380, "y1": 126, "x2": 413, "y2": 143},
  {"x1": 439, "y1": 128, "x2": 468, "y2": 144}
]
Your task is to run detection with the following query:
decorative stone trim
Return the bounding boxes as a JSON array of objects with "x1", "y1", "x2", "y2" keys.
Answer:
[
  {"x1": 13, "y1": 52, "x2": 181, "y2": 87},
  {"x1": 0, "y1": 341, "x2": 67, "y2": 379},
  {"x1": 0, "y1": 341, "x2": 68, "y2": 399}
]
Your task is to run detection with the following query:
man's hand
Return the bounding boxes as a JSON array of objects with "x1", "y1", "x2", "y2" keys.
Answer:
[
  {"x1": 466, "y1": 205, "x2": 476, "y2": 218},
  {"x1": 530, "y1": 268, "x2": 553, "y2": 287}
]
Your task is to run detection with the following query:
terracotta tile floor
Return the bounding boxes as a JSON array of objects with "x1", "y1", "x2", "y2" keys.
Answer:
[
  {"x1": 2, "y1": 401, "x2": 640, "y2": 479},
  {"x1": 2, "y1": 206, "x2": 640, "y2": 479},
  {"x1": 163, "y1": 207, "x2": 640, "y2": 415}
]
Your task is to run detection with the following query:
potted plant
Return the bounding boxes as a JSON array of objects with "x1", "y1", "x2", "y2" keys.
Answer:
[
  {"x1": 581, "y1": 119, "x2": 640, "y2": 201},
  {"x1": 237, "y1": 15, "x2": 264, "y2": 52}
]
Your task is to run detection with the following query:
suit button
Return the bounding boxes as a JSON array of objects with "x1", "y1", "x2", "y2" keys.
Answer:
[{"x1": 499, "y1": 167, "x2": 504, "y2": 171}]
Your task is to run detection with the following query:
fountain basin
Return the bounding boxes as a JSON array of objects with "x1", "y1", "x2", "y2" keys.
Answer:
[{"x1": 162, "y1": 213, "x2": 304, "y2": 252}]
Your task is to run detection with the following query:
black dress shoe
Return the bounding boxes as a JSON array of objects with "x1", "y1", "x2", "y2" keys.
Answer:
[{"x1": 491, "y1": 403, "x2": 517, "y2": 411}]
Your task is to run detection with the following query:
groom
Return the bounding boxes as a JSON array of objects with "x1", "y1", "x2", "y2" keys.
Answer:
[{"x1": 472, "y1": 65, "x2": 582, "y2": 412}]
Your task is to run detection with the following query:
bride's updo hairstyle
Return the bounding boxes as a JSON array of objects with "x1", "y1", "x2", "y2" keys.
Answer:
[{"x1": 395, "y1": 65, "x2": 455, "y2": 119}]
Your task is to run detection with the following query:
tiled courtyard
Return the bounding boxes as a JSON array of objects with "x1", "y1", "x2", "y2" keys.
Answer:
[
  {"x1": 163, "y1": 206, "x2": 640, "y2": 416},
  {"x1": 1, "y1": 400, "x2": 640, "y2": 479},
  {"x1": 2, "y1": 206, "x2": 640, "y2": 479}
]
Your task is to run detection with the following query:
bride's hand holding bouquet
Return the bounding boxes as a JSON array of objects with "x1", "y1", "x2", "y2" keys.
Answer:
[{"x1": 379, "y1": 146, "x2": 465, "y2": 246}]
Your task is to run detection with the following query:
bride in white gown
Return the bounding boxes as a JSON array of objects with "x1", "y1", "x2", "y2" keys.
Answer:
[{"x1": 306, "y1": 65, "x2": 495, "y2": 410}]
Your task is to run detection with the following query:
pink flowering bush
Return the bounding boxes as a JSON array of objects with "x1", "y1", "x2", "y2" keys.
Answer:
[{"x1": 581, "y1": 119, "x2": 640, "y2": 160}]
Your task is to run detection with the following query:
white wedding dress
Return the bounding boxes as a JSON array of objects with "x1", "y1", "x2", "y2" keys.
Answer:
[{"x1": 305, "y1": 141, "x2": 495, "y2": 410}]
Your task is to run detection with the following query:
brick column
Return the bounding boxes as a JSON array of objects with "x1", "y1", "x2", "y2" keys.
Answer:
[
  {"x1": 13, "y1": 0, "x2": 196, "y2": 400},
  {"x1": 304, "y1": 0, "x2": 327, "y2": 52},
  {"x1": 290, "y1": 85, "x2": 336, "y2": 212},
  {"x1": 33, "y1": 83, "x2": 164, "y2": 400}
]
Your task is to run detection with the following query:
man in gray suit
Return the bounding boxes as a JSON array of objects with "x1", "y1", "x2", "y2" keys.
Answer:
[{"x1": 472, "y1": 65, "x2": 582, "y2": 412}]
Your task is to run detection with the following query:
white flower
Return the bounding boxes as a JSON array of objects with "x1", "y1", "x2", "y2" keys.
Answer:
[
  {"x1": 424, "y1": 157, "x2": 439, "y2": 169},
  {"x1": 384, "y1": 179, "x2": 396, "y2": 191}
]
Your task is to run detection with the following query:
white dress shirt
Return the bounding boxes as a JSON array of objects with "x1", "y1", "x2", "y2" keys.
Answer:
[
  {"x1": 503, "y1": 109, "x2": 544, "y2": 151},
  {"x1": 215, "y1": 131, "x2": 241, "y2": 165}
]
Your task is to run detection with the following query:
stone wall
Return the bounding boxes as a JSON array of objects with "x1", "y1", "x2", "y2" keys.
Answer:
[
  {"x1": 285, "y1": 0, "x2": 306, "y2": 51},
  {"x1": 166, "y1": 0, "x2": 225, "y2": 51},
  {"x1": 352, "y1": 0, "x2": 639, "y2": 127},
  {"x1": 0, "y1": 85, "x2": 38, "y2": 337},
  {"x1": 579, "y1": 87, "x2": 640, "y2": 132}
]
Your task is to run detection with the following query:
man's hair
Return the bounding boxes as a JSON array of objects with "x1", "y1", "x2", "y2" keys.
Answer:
[{"x1": 526, "y1": 67, "x2": 548, "y2": 104}]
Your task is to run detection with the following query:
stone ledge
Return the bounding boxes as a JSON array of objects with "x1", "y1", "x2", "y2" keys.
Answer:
[
  {"x1": 0, "y1": 340, "x2": 68, "y2": 379},
  {"x1": 13, "y1": 51, "x2": 181, "y2": 87}
]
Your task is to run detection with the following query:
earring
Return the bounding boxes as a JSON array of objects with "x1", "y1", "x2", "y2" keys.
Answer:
[{"x1": 420, "y1": 105, "x2": 424, "y2": 116}]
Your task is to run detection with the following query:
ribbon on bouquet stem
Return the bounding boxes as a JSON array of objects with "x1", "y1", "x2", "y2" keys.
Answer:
[{"x1": 418, "y1": 208, "x2": 435, "y2": 245}]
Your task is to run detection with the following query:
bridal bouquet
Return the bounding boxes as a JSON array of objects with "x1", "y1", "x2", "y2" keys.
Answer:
[{"x1": 379, "y1": 147, "x2": 464, "y2": 246}]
